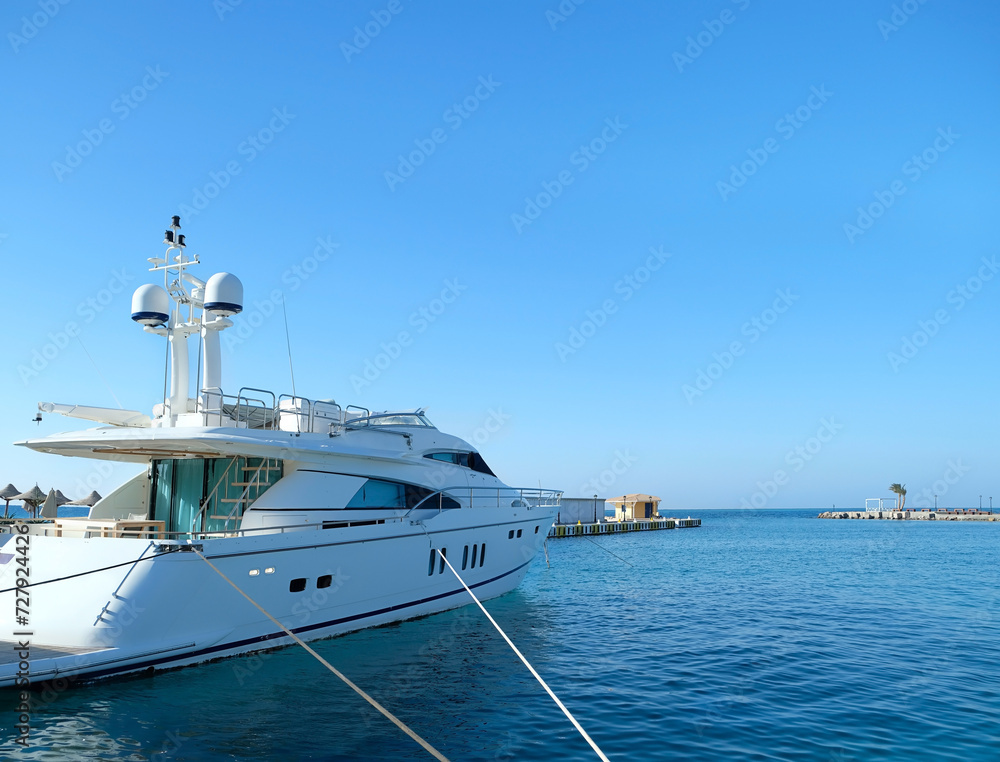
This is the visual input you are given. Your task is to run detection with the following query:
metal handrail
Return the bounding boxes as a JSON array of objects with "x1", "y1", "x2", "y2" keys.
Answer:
[
  {"x1": 194, "y1": 456, "x2": 239, "y2": 532},
  {"x1": 217, "y1": 458, "x2": 269, "y2": 532},
  {"x1": 236, "y1": 387, "x2": 277, "y2": 429},
  {"x1": 405, "y1": 485, "x2": 562, "y2": 516}
]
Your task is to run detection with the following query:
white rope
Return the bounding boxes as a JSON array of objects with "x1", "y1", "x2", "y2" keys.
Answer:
[
  {"x1": 436, "y1": 550, "x2": 611, "y2": 762},
  {"x1": 193, "y1": 549, "x2": 450, "y2": 762}
]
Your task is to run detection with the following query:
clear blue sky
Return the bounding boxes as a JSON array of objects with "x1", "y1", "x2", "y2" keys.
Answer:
[{"x1": 2, "y1": 0, "x2": 998, "y2": 510}]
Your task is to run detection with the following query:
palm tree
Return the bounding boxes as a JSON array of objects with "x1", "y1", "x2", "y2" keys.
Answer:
[{"x1": 889, "y1": 483, "x2": 907, "y2": 510}]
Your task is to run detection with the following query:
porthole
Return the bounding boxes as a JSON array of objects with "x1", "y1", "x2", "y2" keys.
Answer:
[
  {"x1": 248, "y1": 569, "x2": 260, "y2": 576},
  {"x1": 428, "y1": 549, "x2": 436, "y2": 576},
  {"x1": 471, "y1": 544, "x2": 478, "y2": 569},
  {"x1": 535, "y1": 526, "x2": 539, "y2": 534},
  {"x1": 508, "y1": 530, "x2": 514, "y2": 539},
  {"x1": 516, "y1": 529, "x2": 522, "y2": 538},
  {"x1": 480, "y1": 543, "x2": 486, "y2": 566},
  {"x1": 264, "y1": 567, "x2": 275, "y2": 574},
  {"x1": 317, "y1": 575, "x2": 332, "y2": 589},
  {"x1": 462, "y1": 545, "x2": 469, "y2": 570},
  {"x1": 439, "y1": 547, "x2": 447, "y2": 574},
  {"x1": 289, "y1": 578, "x2": 306, "y2": 593}
]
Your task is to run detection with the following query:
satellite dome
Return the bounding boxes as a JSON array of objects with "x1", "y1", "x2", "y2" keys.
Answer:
[
  {"x1": 204, "y1": 272, "x2": 243, "y2": 316},
  {"x1": 131, "y1": 284, "x2": 169, "y2": 326}
]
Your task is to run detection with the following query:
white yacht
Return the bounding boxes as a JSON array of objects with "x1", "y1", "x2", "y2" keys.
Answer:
[{"x1": 0, "y1": 217, "x2": 559, "y2": 688}]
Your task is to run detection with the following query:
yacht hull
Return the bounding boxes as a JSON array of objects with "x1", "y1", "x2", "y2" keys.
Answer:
[{"x1": 0, "y1": 509, "x2": 553, "y2": 688}]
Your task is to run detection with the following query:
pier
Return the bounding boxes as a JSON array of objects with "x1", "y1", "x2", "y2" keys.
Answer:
[
  {"x1": 548, "y1": 517, "x2": 700, "y2": 537},
  {"x1": 818, "y1": 510, "x2": 999, "y2": 521}
]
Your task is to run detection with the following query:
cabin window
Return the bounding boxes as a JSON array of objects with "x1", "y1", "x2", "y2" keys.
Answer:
[
  {"x1": 439, "y1": 547, "x2": 447, "y2": 574},
  {"x1": 423, "y1": 452, "x2": 496, "y2": 476},
  {"x1": 317, "y1": 575, "x2": 332, "y2": 589},
  {"x1": 480, "y1": 543, "x2": 486, "y2": 566},
  {"x1": 516, "y1": 529, "x2": 522, "y2": 538},
  {"x1": 347, "y1": 479, "x2": 460, "y2": 510},
  {"x1": 535, "y1": 526, "x2": 539, "y2": 533},
  {"x1": 508, "y1": 530, "x2": 514, "y2": 539},
  {"x1": 428, "y1": 549, "x2": 435, "y2": 576},
  {"x1": 462, "y1": 545, "x2": 469, "y2": 570},
  {"x1": 289, "y1": 578, "x2": 306, "y2": 593},
  {"x1": 471, "y1": 544, "x2": 478, "y2": 569}
]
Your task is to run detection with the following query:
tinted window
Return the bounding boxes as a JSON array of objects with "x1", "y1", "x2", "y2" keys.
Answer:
[
  {"x1": 347, "y1": 479, "x2": 441, "y2": 510},
  {"x1": 423, "y1": 452, "x2": 496, "y2": 477}
]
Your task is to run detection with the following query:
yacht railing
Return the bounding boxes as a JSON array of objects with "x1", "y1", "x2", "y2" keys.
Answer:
[
  {"x1": 192, "y1": 386, "x2": 441, "y2": 436},
  {"x1": 408, "y1": 485, "x2": 563, "y2": 514},
  {"x1": 196, "y1": 386, "x2": 347, "y2": 435}
]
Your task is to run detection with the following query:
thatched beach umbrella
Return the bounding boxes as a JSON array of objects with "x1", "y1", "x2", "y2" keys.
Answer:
[
  {"x1": 1, "y1": 484, "x2": 19, "y2": 519},
  {"x1": 53, "y1": 489, "x2": 72, "y2": 506},
  {"x1": 13, "y1": 485, "x2": 46, "y2": 518},
  {"x1": 65, "y1": 491, "x2": 102, "y2": 507}
]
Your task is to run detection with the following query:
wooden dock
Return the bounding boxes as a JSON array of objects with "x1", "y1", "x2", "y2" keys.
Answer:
[
  {"x1": 818, "y1": 510, "x2": 1000, "y2": 521},
  {"x1": 548, "y1": 517, "x2": 700, "y2": 537}
]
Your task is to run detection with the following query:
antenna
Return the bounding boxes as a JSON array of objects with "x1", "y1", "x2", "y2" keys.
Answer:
[{"x1": 282, "y1": 299, "x2": 297, "y2": 397}]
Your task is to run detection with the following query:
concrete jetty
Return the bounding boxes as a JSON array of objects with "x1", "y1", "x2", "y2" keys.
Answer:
[
  {"x1": 548, "y1": 517, "x2": 700, "y2": 537},
  {"x1": 818, "y1": 510, "x2": 1000, "y2": 521}
]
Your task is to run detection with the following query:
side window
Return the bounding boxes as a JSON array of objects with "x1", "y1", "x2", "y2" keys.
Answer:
[
  {"x1": 348, "y1": 479, "x2": 437, "y2": 510},
  {"x1": 439, "y1": 547, "x2": 447, "y2": 574},
  {"x1": 462, "y1": 545, "x2": 469, "y2": 570}
]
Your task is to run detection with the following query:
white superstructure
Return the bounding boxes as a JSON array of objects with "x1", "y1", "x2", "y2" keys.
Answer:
[{"x1": 0, "y1": 217, "x2": 559, "y2": 687}]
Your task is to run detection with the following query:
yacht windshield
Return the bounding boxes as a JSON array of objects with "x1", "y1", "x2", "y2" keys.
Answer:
[{"x1": 350, "y1": 412, "x2": 434, "y2": 427}]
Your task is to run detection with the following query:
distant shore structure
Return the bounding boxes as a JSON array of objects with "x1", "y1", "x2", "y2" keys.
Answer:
[
  {"x1": 607, "y1": 494, "x2": 661, "y2": 521},
  {"x1": 549, "y1": 494, "x2": 698, "y2": 537},
  {"x1": 820, "y1": 509, "x2": 997, "y2": 522}
]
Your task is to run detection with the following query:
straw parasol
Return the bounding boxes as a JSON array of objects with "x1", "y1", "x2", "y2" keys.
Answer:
[
  {"x1": 53, "y1": 489, "x2": 72, "y2": 506},
  {"x1": 13, "y1": 485, "x2": 46, "y2": 518},
  {"x1": 1, "y1": 483, "x2": 19, "y2": 519},
  {"x1": 65, "y1": 491, "x2": 102, "y2": 507}
]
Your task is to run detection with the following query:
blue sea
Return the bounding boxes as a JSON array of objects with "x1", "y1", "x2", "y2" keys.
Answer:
[{"x1": 4, "y1": 509, "x2": 1000, "y2": 760}]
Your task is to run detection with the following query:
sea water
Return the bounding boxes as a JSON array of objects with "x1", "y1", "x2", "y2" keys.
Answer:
[{"x1": 3, "y1": 509, "x2": 999, "y2": 760}]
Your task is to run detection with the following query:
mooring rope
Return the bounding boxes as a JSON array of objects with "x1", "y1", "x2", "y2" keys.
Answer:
[
  {"x1": 436, "y1": 549, "x2": 611, "y2": 762},
  {"x1": 193, "y1": 549, "x2": 449, "y2": 762}
]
